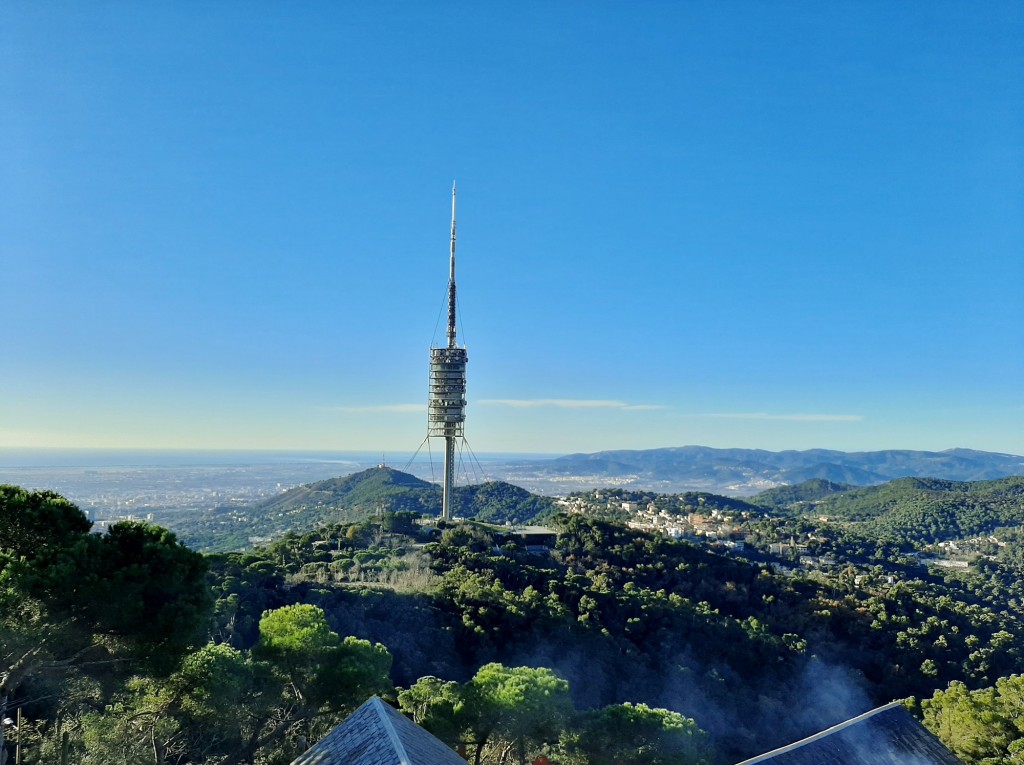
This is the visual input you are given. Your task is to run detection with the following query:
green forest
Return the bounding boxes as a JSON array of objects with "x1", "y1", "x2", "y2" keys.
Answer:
[{"x1": 4, "y1": 473, "x2": 1024, "y2": 764}]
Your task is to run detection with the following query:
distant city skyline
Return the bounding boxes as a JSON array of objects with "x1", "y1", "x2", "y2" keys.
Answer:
[{"x1": 2, "y1": 3, "x2": 1021, "y2": 457}]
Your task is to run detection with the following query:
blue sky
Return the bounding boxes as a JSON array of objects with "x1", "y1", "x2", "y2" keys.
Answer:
[{"x1": 2, "y1": 2, "x2": 1022, "y2": 456}]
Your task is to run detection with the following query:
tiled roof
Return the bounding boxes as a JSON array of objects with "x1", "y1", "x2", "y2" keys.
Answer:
[
  {"x1": 734, "y1": 702, "x2": 963, "y2": 765},
  {"x1": 290, "y1": 696, "x2": 467, "y2": 765}
]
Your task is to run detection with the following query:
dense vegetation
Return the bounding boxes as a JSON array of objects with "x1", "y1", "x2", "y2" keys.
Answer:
[
  {"x1": 5, "y1": 473, "x2": 1024, "y2": 764},
  {"x1": 0, "y1": 485, "x2": 211, "y2": 763},
  {"x1": 749, "y1": 478, "x2": 856, "y2": 507},
  {"x1": 756, "y1": 476, "x2": 1024, "y2": 544}
]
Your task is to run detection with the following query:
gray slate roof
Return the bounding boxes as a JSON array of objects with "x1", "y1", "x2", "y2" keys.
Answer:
[
  {"x1": 734, "y1": 702, "x2": 963, "y2": 765},
  {"x1": 290, "y1": 696, "x2": 467, "y2": 765}
]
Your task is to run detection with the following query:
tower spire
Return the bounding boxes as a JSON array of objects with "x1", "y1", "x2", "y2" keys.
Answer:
[{"x1": 448, "y1": 182, "x2": 457, "y2": 348}]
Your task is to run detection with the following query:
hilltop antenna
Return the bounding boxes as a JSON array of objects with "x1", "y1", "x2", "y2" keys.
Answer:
[
  {"x1": 428, "y1": 182, "x2": 468, "y2": 521},
  {"x1": 448, "y1": 182, "x2": 458, "y2": 348}
]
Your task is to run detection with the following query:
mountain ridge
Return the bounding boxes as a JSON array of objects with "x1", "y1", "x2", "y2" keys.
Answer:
[
  {"x1": 509, "y1": 445, "x2": 1024, "y2": 495},
  {"x1": 248, "y1": 466, "x2": 559, "y2": 532}
]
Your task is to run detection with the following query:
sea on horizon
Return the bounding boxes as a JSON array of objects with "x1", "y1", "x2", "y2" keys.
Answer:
[{"x1": 0, "y1": 447, "x2": 559, "y2": 469}]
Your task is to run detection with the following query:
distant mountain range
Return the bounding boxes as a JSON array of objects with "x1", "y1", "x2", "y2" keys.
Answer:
[
  {"x1": 229, "y1": 458, "x2": 1024, "y2": 552},
  {"x1": 179, "y1": 450, "x2": 1023, "y2": 550},
  {"x1": 495, "y1": 446, "x2": 1024, "y2": 496}
]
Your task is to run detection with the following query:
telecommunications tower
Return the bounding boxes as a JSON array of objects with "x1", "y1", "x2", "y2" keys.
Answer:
[{"x1": 427, "y1": 183, "x2": 467, "y2": 521}]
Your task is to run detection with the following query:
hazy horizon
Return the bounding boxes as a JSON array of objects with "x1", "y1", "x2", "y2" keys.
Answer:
[{"x1": 1, "y1": 443, "x2": 1021, "y2": 471}]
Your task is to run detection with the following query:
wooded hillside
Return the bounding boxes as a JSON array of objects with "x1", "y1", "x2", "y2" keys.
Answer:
[{"x1": 5, "y1": 475, "x2": 1024, "y2": 764}]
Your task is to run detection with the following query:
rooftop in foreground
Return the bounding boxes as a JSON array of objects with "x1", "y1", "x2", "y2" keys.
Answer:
[
  {"x1": 734, "y1": 702, "x2": 963, "y2": 765},
  {"x1": 289, "y1": 696, "x2": 466, "y2": 765}
]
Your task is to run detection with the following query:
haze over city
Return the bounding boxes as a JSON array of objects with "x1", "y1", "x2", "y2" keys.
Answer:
[{"x1": 2, "y1": 2, "x2": 1021, "y2": 456}]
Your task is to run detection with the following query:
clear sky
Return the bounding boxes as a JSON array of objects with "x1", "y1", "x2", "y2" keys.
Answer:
[{"x1": 1, "y1": 2, "x2": 1022, "y2": 456}]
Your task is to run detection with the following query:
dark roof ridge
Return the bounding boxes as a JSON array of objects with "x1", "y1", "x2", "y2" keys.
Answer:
[
  {"x1": 369, "y1": 696, "x2": 413, "y2": 765},
  {"x1": 735, "y1": 702, "x2": 904, "y2": 764}
]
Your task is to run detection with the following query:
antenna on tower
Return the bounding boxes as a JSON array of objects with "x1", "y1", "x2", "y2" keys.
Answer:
[
  {"x1": 448, "y1": 181, "x2": 458, "y2": 349},
  {"x1": 428, "y1": 182, "x2": 468, "y2": 521}
]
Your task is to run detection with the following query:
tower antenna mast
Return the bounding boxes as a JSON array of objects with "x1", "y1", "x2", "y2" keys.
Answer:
[
  {"x1": 448, "y1": 183, "x2": 458, "y2": 348},
  {"x1": 428, "y1": 183, "x2": 468, "y2": 521}
]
